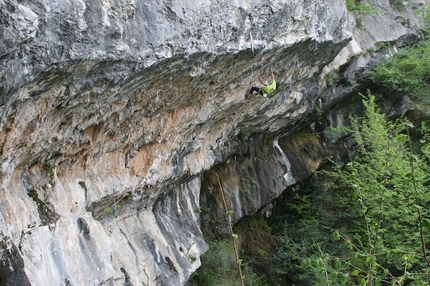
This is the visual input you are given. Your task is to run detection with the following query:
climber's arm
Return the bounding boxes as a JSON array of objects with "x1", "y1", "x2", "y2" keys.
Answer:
[{"x1": 259, "y1": 78, "x2": 267, "y2": 86}]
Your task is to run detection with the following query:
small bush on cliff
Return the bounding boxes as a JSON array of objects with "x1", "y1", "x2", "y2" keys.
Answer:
[
  {"x1": 390, "y1": 0, "x2": 405, "y2": 11},
  {"x1": 44, "y1": 162, "x2": 56, "y2": 186},
  {"x1": 346, "y1": 0, "x2": 379, "y2": 16}
]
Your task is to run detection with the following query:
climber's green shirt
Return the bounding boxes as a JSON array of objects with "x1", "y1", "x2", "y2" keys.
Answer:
[{"x1": 262, "y1": 80, "x2": 276, "y2": 95}]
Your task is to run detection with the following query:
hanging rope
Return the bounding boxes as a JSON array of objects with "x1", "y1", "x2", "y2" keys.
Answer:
[{"x1": 216, "y1": 174, "x2": 245, "y2": 286}]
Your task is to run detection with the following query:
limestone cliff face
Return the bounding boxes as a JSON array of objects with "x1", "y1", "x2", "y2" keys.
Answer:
[{"x1": 0, "y1": 0, "x2": 427, "y2": 285}]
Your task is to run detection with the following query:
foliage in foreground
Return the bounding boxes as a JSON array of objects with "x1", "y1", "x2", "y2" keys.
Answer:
[{"x1": 269, "y1": 92, "x2": 430, "y2": 285}]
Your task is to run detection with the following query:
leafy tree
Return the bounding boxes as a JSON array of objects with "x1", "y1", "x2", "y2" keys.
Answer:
[
  {"x1": 315, "y1": 93, "x2": 430, "y2": 285},
  {"x1": 270, "y1": 92, "x2": 430, "y2": 285}
]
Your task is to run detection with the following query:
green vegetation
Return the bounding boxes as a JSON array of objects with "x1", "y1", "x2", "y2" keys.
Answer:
[
  {"x1": 106, "y1": 203, "x2": 122, "y2": 218},
  {"x1": 369, "y1": 39, "x2": 430, "y2": 102},
  {"x1": 190, "y1": 172, "x2": 274, "y2": 285},
  {"x1": 238, "y1": 132, "x2": 246, "y2": 142},
  {"x1": 376, "y1": 41, "x2": 391, "y2": 50},
  {"x1": 266, "y1": 93, "x2": 430, "y2": 285},
  {"x1": 44, "y1": 162, "x2": 56, "y2": 186},
  {"x1": 325, "y1": 72, "x2": 337, "y2": 85},
  {"x1": 415, "y1": 4, "x2": 430, "y2": 25},
  {"x1": 240, "y1": 178, "x2": 257, "y2": 203},
  {"x1": 390, "y1": 0, "x2": 405, "y2": 11},
  {"x1": 217, "y1": 174, "x2": 245, "y2": 286},
  {"x1": 199, "y1": 205, "x2": 211, "y2": 213},
  {"x1": 190, "y1": 213, "x2": 274, "y2": 286},
  {"x1": 189, "y1": 239, "x2": 268, "y2": 286},
  {"x1": 346, "y1": 0, "x2": 379, "y2": 16},
  {"x1": 369, "y1": 4, "x2": 430, "y2": 104}
]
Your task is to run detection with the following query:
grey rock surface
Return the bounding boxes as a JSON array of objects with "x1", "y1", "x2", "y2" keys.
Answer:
[{"x1": 0, "y1": 0, "x2": 428, "y2": 285}]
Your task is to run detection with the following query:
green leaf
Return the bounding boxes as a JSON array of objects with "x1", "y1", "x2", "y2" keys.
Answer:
[
  {"x1": 316, "y1": 258, "x2": 324, "y2": 268},
  {"x1": 366, "y1": 256, "x2": 376, "y2": 265},
  {"x1": 301, "y1": 258, "x2": 311, "y2": 267},
  {"x1": 333, "y1": 230, "x2": 341, "y2": 241},
  {"x1": 422, "y1": 218, "x2": 430, "y2": 228},
  {"x1": 375, "y1": 277, "x2": 382, "y2": 285},
  {"x1": 331, "y1": 271, "x2": 338, "y2": 282}
]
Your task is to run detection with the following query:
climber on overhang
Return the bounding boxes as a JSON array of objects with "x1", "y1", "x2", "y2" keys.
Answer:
[{"x1": 246, "y1": 69, "x2": 277, "y2": 99}]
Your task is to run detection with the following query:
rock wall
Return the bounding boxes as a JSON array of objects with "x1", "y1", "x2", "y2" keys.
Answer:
[{"x1": 0, "y1": 0, "x2": 428, "y2": 285}]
